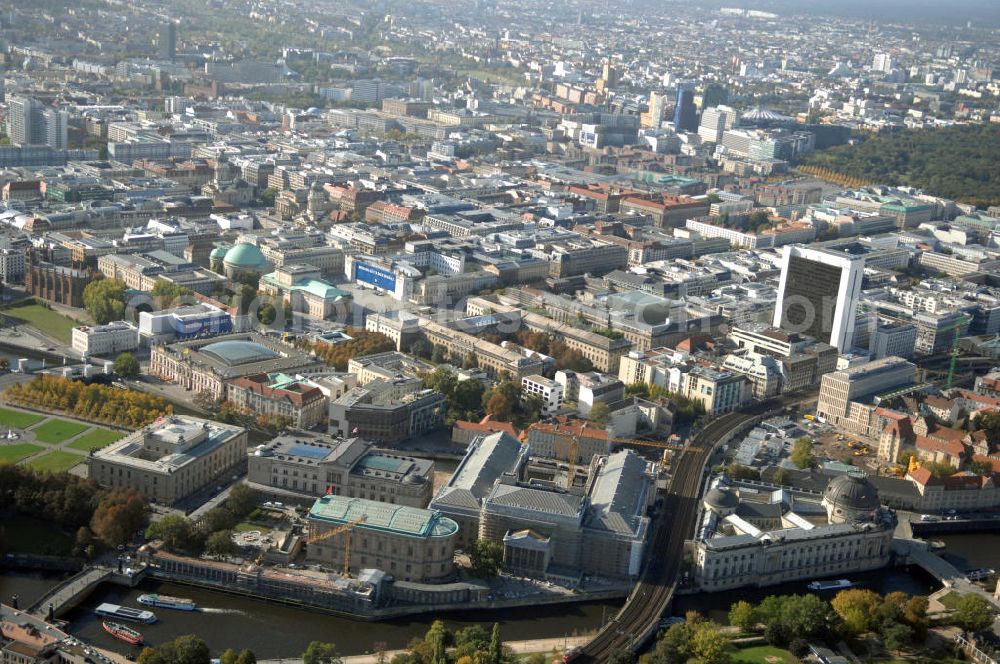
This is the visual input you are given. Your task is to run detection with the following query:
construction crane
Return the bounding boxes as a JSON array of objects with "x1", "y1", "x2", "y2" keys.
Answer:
[
  {"x1": 565, "y1": 439, "x2": 579, "y2": 489},
  {"x1": 306, "y1": 514, "x2": 368, "y2": 576},
  {"x1": 945, "y1": 316, "x2": 972, "y2": 389},
  {"x1": 611, "y1": 437, "x2": 702, "y2": 453}
]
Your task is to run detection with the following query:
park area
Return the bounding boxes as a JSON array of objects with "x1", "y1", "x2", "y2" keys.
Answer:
[
  {"x1": 0, "y1": 442, "x2": 43, "y2": 463},
  {"x1": 67, "y1": 427, "x2": 122, "y2": 451},
  {"x1": 0, "y1": 301, "x2": 83, "y2": 344},
  {"x1": 0, "y1": 406, "x2": 44, "y2": 430},
  {"x1": 26, "y1": 450, "x2": 87, "y2": 473},
  {"x1": 31, "y1": 418, "x2": 91, "y2": 443},
  {"x1": 732, "y1": 645, "x2": 797, "y2": 663}
]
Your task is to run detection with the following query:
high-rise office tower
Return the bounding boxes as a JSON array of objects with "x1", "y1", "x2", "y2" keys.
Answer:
[
  {"x1": 773, "y1": 245, "x2": 865, "y2": 352},
  {"x1": 643, "y1": 91, "x2": 666, "y2": 128},
  {"x1": 672, "y1": 85, "x2": 697, "y2": 133},
  {"x1": 42, "y1": 108, "x2": 68, "y2": 149},
  {"x1": 159, "y1": 21, "x2": 177, "y2": 60},
  {"x1": 8, "y1": 96, "x2": 41, "y2": 146},
  {"x1": 872, "y1": 52, "x2": 893, "y2": 73},
  {"x1": 8, "y1": 96, "x2": 68, "y2": 148},
  {"x1": 698, "y1": 104, "x2": 737, "y2": 143},
  {"x1": 601, "y1": 61, "x2": 620, "y2": 88}
]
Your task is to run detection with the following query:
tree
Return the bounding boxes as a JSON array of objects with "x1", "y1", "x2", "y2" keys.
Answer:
[
  {"x1": 148, "y1": 514, "x2": 200, "y2": 552},
  {"x1": 424, "y1": 621, "x2": 451, "y2": 664},
  {"x1": 205, "y1": 530, "x2": 238, "y2": 556},
  {"x1": 772, "y1": 467, "x2": 791, "y2": 485},
  {"x1": 790, "y1": 436, "x2": 813, "y2": 469},
  {"x1": 470, "y1": 539, "x2": 504, "y2": 578},
  {"x1": 728, "y1": 600, "x2": 757, "y2": 633},
  {"x1": 485, "y1": 392, "x2": 513, "y2": 422},
  {"x1": 302, "y1": 642, "x2": 342, "y2": 664},
  {"x1": 650, "y1": 622, "x2": 696, "y2": 664},
  {"x1": 831, "y1": 589, "x2": 882, "y2": 635},
  {"x1": 150, "y1": 280, "x2": 192, "y2": 306},
  {"x1": 90, "y1": 488, "x2": 146, "y2": 548},
  {"x1": 139, "y1": 635, "x2": 211, "y2": 664},
  {"x1": 83, "y1": 278, "x2": 128, "y2": 324},
  {"x1": 220, "y1": 649, "x2": 238, "y2": 664},
  {"x1": 976, "y1": 411, "x2": 1000, "y2": 447},
  {"x1": 227, "y1": 484, "x2": 260, "y2": 518},
  {"x1": 114, "y1": 352, "x2": 140, "y2": 379},
  {"x1": 690, "y1": 622, "x2": 732, "y2": 664},
  {"x1": 588, "y1": 401, "x2": 611, "y2": 427},
  {"x1": 453, "y1": 379, "x2": 485, "y2": 414},
  {"x1": 726, "y1": 464, "x2": 760, "y2": 481},
  {"x1": 199, "y1": 507, "x2": 236, "y2": 533},
  {"x1": 235, "y1": 649, "x2": 256, "y2": 664},
  {"x1": 880, "y1": 622, "x2": 912, "y2": 652},
  {"x1": 488, "y1": 623, "x2": 502, "y2": 664},
  {"x1": 953, "y1": 593, "x2": 995, "y2": 633},
  {"x1": 258, "y1": 302, "x2": 277, "y2": 325}
]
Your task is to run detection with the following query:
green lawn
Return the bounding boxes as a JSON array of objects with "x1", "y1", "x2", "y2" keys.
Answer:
[
  {"x1": 0, "y1": 442, "x2": 43, "y2": 463},
  {"x1": 234, "y1": 521, "x2": 268, "y2": 533},
  {"x1": 2, "y1": 303, "x2": 81, "y2": 344},
  {"x1": 30, "y1": 419, "x2": 90, "y2": 444},
  {"x1": 67, "y1": 427, "x2": 122, "y2": 451},
  {"x1": 732, "y1": 645, "x2": 798, "y2": 664},
  {"x1": 0, "y1": 514, "x2": 73, "y2": 555},
  {"x1": 0, "y1": 406, "x2": 45, "y2": 429},
  {"x1": 25, "y1": 450, "x2": 86, "y2": 473},
  {"x1": 938, "y1": 591, "x2": 964, "y2": 609}
]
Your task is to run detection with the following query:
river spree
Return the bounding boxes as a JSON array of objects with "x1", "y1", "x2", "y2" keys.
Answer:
[
  {"x1": 0, "y1": 570, "x2": 619, "y2": 658},
  {"x1": 4, "y1": 533, "x2": 1000, "y2": 657}
]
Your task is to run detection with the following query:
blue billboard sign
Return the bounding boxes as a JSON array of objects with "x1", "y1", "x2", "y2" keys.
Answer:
[{"x1": 356, "y1": 262, "x2": 396, "y2": 291}]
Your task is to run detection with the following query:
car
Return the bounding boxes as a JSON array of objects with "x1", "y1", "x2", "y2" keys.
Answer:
[{"x1": 920, "y1": 514, "x2": 939, "y2": 521}]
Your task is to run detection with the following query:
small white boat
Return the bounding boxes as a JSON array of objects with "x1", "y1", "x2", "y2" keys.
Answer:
[
  {"x1": 807, "y1": 579, "x2": 853, "y2": 591},
  {"x1": 95, "y1": 603, "x2": 157, "y2": 624},
  {"x1": 138, "y1": 593, "x2": 197, "y2": 611}
]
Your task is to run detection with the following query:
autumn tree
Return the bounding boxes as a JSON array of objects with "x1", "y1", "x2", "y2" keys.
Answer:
[
  {"x1": 831, "y1": 588, "x2": 882, "y2": 635},
  {"x1": 90, "y1": 488, "x2": 147, "y2": 547},
  {"x1": 485, "y1": 392, "x2": 512, "y2": 421}
]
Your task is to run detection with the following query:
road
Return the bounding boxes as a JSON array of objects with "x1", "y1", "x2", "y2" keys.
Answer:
[{"x1": 576, "y1": 409, "x2": 755, "y2": 662}]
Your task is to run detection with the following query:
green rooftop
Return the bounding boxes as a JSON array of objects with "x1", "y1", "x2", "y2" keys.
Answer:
[{"x1": 308, "y1": 495, "x2": 458, "y2": 539}]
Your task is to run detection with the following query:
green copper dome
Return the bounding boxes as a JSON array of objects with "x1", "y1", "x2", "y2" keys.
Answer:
[
  {"x1": 222, "y1": 242, "x2": 268, "y2": 270},
  {"x1": 210, "y1": 245, "x2": 228, "y2": 259}
]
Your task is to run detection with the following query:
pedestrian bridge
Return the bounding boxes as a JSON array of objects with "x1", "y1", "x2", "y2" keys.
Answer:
[
  {"x1": 29, "y1": 564, "x2": 147, "y2": 620},
  {"x1": 893, "y1": 539, "x2": 1000, "y2": 609}
]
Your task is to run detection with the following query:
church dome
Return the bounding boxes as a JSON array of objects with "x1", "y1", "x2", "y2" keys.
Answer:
[
  {"x1": 222, "y1": 242, "x2": 268, "y2": 271},
  {"x1": 823, "y1": 474, "x2": 880, "y2": 522}
]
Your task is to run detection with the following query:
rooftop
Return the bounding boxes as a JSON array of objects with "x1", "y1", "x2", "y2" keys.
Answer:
[{"x1": 308, "y1": 495, "x2": 457, "y2": 539}]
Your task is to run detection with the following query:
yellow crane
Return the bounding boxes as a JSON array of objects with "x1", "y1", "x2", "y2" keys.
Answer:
[
  {"x1": 611, "y1": 437, "x2": 702, "y2": 453},
  {"x1": 566, "y1": 439, "x2": 579, "y2": 489},
  {"x1": 306, "y1": 514, "x2": 368, "y2": 576}
]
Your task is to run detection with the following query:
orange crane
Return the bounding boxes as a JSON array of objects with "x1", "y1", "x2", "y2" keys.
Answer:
[{"x1": 306, "y1": 514, "x2": 368, "y2": 576}]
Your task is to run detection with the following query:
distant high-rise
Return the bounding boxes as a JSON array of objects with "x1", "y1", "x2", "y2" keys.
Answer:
[
  {"x1": 42, "y1": 108, "x2": 68, "y2": 149},
  {"x1": 773, "y1": 245, "x2": 864, "y2": 352},
  {"x1": 872, "y1": 52, "x2": 893, "y2": 73},
  {"x1": 8, "y1": 96, "x2": 41, "y2": 146},
  {"x1": 643, "y1": 91, "x2": 666, "y2": 128},
  {"x1": 159, "y1": 21, "x2": 177, "y2": 60},
  {"x1": 8, "y1": 96, "x2": 67, "y2": 148},
  {"x1": 698, "y1": 104, "x2": 737, "y2": 143},
  {"x1": 672, "y1": 86, "x2": 697, "y2": 133}
]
